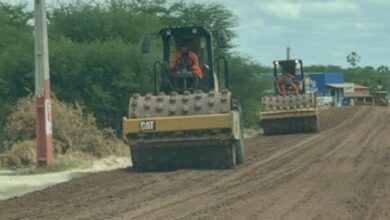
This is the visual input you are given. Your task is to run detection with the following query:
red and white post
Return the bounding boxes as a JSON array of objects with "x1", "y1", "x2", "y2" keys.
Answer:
[{"x1": 34, "y1": 0, "x2": 53, "y2": 166}]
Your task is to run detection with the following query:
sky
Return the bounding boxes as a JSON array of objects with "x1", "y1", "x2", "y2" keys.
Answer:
[
  {"x1": 201, "y1": 0, "x2": 390, "y2": 68},
  {"x1": 13, "y1": 0, "x2": 390, "y2": 68}
]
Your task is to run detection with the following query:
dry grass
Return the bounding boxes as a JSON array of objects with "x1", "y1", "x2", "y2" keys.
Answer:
[{"x1": 0, "y1": 96, "x2": 129, "y2": 169}]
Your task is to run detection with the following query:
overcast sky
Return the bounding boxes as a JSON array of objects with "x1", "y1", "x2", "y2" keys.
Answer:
[
  {"x1": 202, "y1": 0, "x2": 389, "y2": 68},
  {"x1": 15, "y1": 0, "x2": 389, "y2": 68}
]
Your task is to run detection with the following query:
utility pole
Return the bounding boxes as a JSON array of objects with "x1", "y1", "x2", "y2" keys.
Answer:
[
  {"x1": 34, "y1": 0, "x2": 53, "y2": 166},
  {"x1": 286, "y1": 46, "x2": 291, "y2": 60}
]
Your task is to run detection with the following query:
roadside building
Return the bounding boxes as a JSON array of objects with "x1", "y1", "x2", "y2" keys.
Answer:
[
  {"x1": 326, "y1": 83, "x2": 353, "y2": 107},
  {"x1": 375, "y1": 90, "x2": 388, "y2": 106},
  {"x1": 343, "y1": 84, "x2": 375, "y2": 105}
]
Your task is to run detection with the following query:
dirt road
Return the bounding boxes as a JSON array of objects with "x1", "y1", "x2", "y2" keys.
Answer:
[{"x1": 1, "y1": 106, "x2": 390, "y2": 220}]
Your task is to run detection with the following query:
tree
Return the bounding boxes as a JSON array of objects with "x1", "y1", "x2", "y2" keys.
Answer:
[
  {"x1": 49, "y1": 1, "x2": 161, "y2": 44},
  {"x1": 377, "y1": 65, "x2": 390, "y2": 93},
  {"x1": 0, "y1": 3, "x2": 33, "y2": 145},
  {"x1": 346, "y1": 51, "x2": 361, "y2": 68},
  {"x1": 377, "y1": 65, "x2": 389, "y2": 74},
  {"x1": 305, "y1": 65, "x2": 343, "y2": 72},
  {"x1": 227, "y1": 54, "x2": 271, "y2": 127}
]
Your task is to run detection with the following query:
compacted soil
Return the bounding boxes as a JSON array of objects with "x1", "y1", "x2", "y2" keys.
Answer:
[{"x1": 1, "y1": 106, "x2": 390, "y2": 220}]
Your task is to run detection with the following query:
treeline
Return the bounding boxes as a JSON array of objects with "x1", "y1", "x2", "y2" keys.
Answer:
[{"x1": 0, "y1": 0, "x2": 272, "y2": 144}]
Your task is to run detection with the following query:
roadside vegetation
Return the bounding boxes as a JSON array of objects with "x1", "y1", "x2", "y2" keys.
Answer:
[{"x1": 0, "y1": 96, "x2": 128, "y2": 169}]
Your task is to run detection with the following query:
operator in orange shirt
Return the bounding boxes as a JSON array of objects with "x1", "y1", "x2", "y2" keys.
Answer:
[
  {"x1": 278, "y1": 70, "x2": 300, "y2": 95},
  {"x1": 170, "y1": 42, "x2": 203, "y2": 80}
]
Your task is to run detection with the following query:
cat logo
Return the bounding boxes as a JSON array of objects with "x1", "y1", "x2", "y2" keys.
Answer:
[{"x1": 140, "y1": 120, "x2": 156, "y2": 131}]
